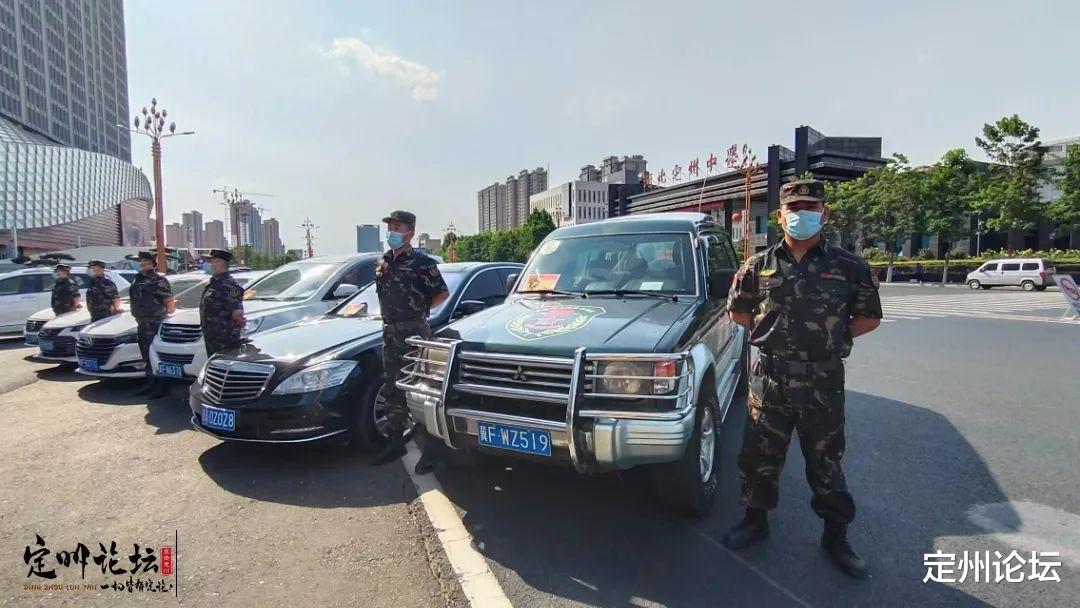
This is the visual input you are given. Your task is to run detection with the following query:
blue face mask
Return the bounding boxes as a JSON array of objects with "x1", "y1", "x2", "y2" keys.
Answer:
[
  {"x1": 782, "y1": 210, "x2": 824, "y2": 240},
  {"x1": 386, "y1": 230, "x2": 406, "y2": 249}
]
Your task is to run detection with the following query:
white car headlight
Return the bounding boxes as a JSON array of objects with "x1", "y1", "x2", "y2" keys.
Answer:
[
  {"x1": 272, "y1": 360, "x2": 357, "y2": 395},
  {"x1": 242, "y1": 317, "x2": 264, "y2": 335},
  {"x1": 115, "y1": 331, "x2": 138, "y2": 344}
]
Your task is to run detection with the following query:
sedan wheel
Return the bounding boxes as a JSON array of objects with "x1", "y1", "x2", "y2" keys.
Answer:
[{"x1": 372, "y1": 385, "x2": 391, "y2": 439}]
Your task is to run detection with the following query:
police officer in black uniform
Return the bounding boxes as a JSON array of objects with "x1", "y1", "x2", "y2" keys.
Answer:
[
  {"x1": 50, "y1": 263, "x2": 81, "y2": 315},
  {"x1": 86, "y1": 260, "x2": 121, "y2": 322},
  {"x1": 371, "y1": 210, "x2": 449, "y2": 473},
  {"x1": 200, "y1": 249, "x2": 246, "y2": 356},
  {"x1": 129, "y1": 252, "x2": 175, "y2": 398}
]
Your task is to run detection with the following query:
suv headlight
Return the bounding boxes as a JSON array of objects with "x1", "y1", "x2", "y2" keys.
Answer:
[
  {"x1": 596, "y1": 360, "x2": 678, "y2": 395},
  {"x1": 115, "y1": 331, "x2": 138, "y2": 344},
  {"x1": 272, "y1": 360, "x2": 357, "y2": 395},
  {"x1": 419, "y1": 346, "x2": 449, "y2": 378},
  {"x1": 242, "y1": 317, "x2": 264, "y2": 335}
]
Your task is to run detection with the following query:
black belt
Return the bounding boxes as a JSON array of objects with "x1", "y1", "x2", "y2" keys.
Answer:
[
  {"x1": 383, "y1": 318, "x2": 427, "y2": 331},
  {"x1": 758, "y1": 352, "x2": 841, "y2": 377}
]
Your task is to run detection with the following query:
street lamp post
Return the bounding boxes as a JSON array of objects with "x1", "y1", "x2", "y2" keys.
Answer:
[
  {"x1": 726, "y1": 144, "x2": 762, "y2": 261},
  {"x1": 119, "y1": 98, "x2": 194, "y2": 271}
]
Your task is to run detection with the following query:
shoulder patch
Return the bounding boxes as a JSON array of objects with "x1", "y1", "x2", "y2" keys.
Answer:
[{"x1": 759, "y1": 268, "x2": 776, "y2": 277}]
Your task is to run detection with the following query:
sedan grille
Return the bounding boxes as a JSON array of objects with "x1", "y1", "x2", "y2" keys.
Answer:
[
  {"x1": 160, "y1": 323, "x2": 202, "y2": 343},
  {"x1": 201, "y1": 360, "x2": 274, "y2": 405},
  {"x1": 25, "y1": 320, "x2": 46, "y2": 335},
  {"x1": 40, "y1": 335, "x2": 76, "y2": 357},
  {"x1": 157, "y1": 352, "x2": 195, "y2": 365},
  {"x1": 76, "y1": 336, "x2": 119, "y2": 361}
]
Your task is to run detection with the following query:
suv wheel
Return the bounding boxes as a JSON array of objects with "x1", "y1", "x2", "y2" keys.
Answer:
[
  {"x1": 967, "y1": 279, "x2": 981, "y2": 290},
  {"x1": 643, "y1": 385, "x2": 720, "y2": 517},
  {"x1": 1021, "y1": 280, "x2": 1036, "y2": 291}
]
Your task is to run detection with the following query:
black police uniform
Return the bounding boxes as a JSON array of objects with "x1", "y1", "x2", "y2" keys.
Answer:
[
  {"x1": 51, "y1": 271, "x2": 80, "y2": 315},
  {"x1": 201, "y1": 252, "x2": 245, "y2": 356},
  {"x1": 129, "y1": 264, "x2": 173, "y2": 378},
  {"x1": 87, "y1": 269, "x2": 120, "y2": 322}
]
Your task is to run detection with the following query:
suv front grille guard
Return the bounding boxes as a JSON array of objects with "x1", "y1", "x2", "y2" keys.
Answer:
[{"x1": 398, "y1": 337, "x2": 461, "y2": 449}]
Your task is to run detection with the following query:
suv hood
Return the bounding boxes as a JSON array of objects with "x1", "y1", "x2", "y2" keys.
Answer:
[
  {"x1": 43, "y1": 308, "x2": 90, "y2": 329},
  {"x1": 224, "y1": 315, "x2": 383, "y2": 364},
  {"x1": 82, "y1": 313, "x2": 138, "y2": 337},
  {"x1": 441, "y1": 296, "x2": 695, "y2": 357},
  {"x1": 166, "y1": 299, "x2": 300, "y2": 324}
]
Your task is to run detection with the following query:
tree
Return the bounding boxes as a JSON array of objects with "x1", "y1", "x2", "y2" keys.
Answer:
[
  {"x1": 824, "y1": 178, "x2": 868, "y2": 251},
  {"x1": 857, "y1": 154, "x2": 926, "y2": 282},
  {"x1": 974, "y1": 114, "x2": 1049, "y2": 249},
  {"x1": 1048, "y1": 144, "x2": 1080, "y2": 248},
  {"x1": 922, "y1": 149, "x2": 978, "y2": 281},
  {"x1": 449, "y1": 209, "x2": 555, "y2": 263}
]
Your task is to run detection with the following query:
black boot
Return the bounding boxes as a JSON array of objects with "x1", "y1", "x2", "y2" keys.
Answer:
[
  {"x1": 822, "y1": 521, "x2": 868, "y2": 579},
  {"x1": 148, "y1": 379, "x2": 170, "y2": 399},
  {"x1": 413, "y1": 449, "x2": 438, "y2": 475},
  {"x1": 721, "y1": 508, "x2": 769, "y2": 550},
  {"x1": 371, "y1": 430, "x2": 408, "y2": 466}
]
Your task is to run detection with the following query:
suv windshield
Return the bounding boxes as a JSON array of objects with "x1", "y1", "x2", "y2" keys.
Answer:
[
  {"x1": 517, "y1": 233, "x2": 696, "y2": 295},
  {"x1": 171, "y1": 274, "x2": 262, "y2": 309},
  {"x1": 333, "y1": 272, "x2": 464, "y2": 319},
  {"x1": 244, "y1": 263, "x2": 337, "y2": 301}
]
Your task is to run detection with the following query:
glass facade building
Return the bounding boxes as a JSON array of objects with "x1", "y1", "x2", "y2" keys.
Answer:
[{"x1": 0, "y1": 0, "x2": 150, "y2": 258}]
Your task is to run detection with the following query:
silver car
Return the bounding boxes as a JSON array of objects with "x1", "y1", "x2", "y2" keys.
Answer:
[{"x1": 966, "y1": 258, "x2": 1055, "y2": 291}]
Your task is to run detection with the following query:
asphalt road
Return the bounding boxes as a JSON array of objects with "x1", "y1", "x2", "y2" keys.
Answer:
[
  {"x1": 426, "y1": 288, "x2": 1079, "y2": 607},
  {"x1": 0, "y1": 340, "x2": 465, "y2": 608},
  {"x1": 1, "y1": 287, "x2": 1077, "y2": 607}
]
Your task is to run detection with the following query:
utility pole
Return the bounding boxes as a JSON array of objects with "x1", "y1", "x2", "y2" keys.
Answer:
[{"x1": 300, "y1": 218, "x2": 318, "y2": 258}]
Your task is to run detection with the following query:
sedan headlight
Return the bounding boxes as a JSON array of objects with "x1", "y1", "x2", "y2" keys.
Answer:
[
  {"x1": 242, "y1": 317, "x2": 264, "y2": 335},
  {"x1": 272, "y1": 361, "x2": 358, "y2": 395},
  {"x1": 596, "y1": 360, "x2": 679, "y2": 395},
  {"x1": 115, "y1": 331, "x2": 138, "y2": 344}
]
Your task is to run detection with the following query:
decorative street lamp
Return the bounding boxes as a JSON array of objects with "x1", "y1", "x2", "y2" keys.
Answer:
[
  {"x1": 726, "y1": 144, "x2": 762, "y2": 261},
  {"x1": 118, "y1": 98, "x2": 194, "y2": 271}
]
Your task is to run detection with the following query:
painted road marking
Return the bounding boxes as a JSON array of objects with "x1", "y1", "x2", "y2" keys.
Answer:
[{"x1": 403, "y1": 442, "x2": 513, "y2": 608}]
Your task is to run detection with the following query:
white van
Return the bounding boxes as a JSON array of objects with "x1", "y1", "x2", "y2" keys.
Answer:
[{"x1": 966, "y1": 258, "x2": 1055, "y2": 291}]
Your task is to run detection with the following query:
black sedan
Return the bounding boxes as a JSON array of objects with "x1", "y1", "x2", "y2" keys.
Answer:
[{"x1": 188, "y1": 262, "x2": 523, "y2": 446}]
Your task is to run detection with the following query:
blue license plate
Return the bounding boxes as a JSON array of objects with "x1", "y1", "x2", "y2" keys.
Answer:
[
  {"x1": 477, "y1": 422, "x2": 551, "y2": 456},
  {"x1": 25, "y1": 334, "x2": 38, "y2": 345},
  {"x1": 158, "y1": 362, "x2": 184, "y2": 378},
  {"x1": 78, "y1": 357, "x2": 99, "y2": 371},
  {"x1": 39, "y1": 339, "x2": 54, "y2": 352},
  {"x1": 202, "y1": 404, "x2": 235, "y2": 431}
]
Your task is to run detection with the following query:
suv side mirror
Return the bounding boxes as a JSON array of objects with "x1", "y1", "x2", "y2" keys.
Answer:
[
  {"x1": 505, "y1": 273, "x2": 519, "y2": 293},
  {"x1": 453, "y1": 299, "x2": 486, "y2": 319},
  {"x1": 331, "y1": 283, "x2": 359, "y2": 299},
  {"x1": 709, "y1": 270, "x2": 736, "y2": 300}
]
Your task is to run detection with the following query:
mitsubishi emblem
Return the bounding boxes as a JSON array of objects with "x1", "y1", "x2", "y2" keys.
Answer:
[{"x1": 510, "y1": 366, "x2": 529, "y2": 382}]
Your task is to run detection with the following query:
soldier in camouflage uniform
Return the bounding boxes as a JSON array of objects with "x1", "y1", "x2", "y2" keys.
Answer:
[
  {"x1": 722, "y1": 179, "x2": 882, "y2": 579},
  {"x1": 50, "y1": 263, "x2": 81, "y2": 315},
  {"x1": 371, "y1": 210, "x2": 449, "y2": 472},
  {"x1": 86, "y1": 260, "x2": 121, "y2": 322},
  {"x1": 129, "y1": 251, "x2": 175, "y2": 398},
  {"x1": 200, "y1": 249, "x2": 246, "y2": 356}
]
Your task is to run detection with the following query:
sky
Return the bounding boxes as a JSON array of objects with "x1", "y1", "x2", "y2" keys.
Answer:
[{"x1": 124, "y1": 0, "x2": 1080, "y2": 255}]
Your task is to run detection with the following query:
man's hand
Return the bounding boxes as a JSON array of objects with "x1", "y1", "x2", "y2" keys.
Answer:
[
  {"x1": 231, "y1": 309, "x2": 246, "y2": 326},
  {"x1": 164, "y1": 296, "x2": 177, "y2": 315},
  {"x1": 430, "y1": 289, "x2": 450, "y2": 311},
  {"x1": 729, "y1": 311, "x2": 754, "y2": 331},
  {"x1": 852, "y1": 315, "x2": 881, "y2": 338}
]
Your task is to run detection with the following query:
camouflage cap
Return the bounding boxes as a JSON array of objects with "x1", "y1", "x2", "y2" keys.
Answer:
[
  {"x1": 136, "y1": 251, "x2": 156, "y2": 264},
  {"x1": 54, "y1": 263, "x2": 71, "y2": 271},
  {"x1": 381, "y1": 210, "x2": 416, "y2": 228},
  {"x1": 87, "y1": 259, "x2": 106, "y2": 268},
  {"x1": 780, "y1": 179, "x2": 826, "y2": 206},
  {"x1": 208, "y1": 249, "x2": 234, "y2": 263}
]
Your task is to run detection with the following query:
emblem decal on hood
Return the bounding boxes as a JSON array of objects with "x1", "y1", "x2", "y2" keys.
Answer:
[{"x1": 506, "y1": 304, "x2": 606, "y2": 341}]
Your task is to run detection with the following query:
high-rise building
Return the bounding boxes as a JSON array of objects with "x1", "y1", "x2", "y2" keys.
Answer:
[
  {"x1": 229, "y1": 200, "x2": 264, "y2": 249},
  {"x1": 356, "y1": 224, "x2": 380, "y2": 253},
  {"x1": 477, "y1": 167, "x2": 547, "y2": 232},
  {"x1": 165, "y1": 223, "x2": 182, "y2": 248},
  {"x1": 530, "y1": 181, "x2": 608, "y2": 228},
  {"x1": 258, "y1": 218, "x2": 283, "y2": 255},
  {"x1": 0, "y1": 0, "x2": 151, "y2": 258},
  {"x1": 477, "y1": 182, "x2": 507, "y2": 233},
  {"x1": 181, "y1": 210, "x2": 204, "y2": 248},
  {"x1": 204, "y1": 219, "x2": 226, "y2": 249}
]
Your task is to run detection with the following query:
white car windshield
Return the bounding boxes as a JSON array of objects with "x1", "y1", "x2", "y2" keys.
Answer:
[
  {"x1": 333, "y1": 272, "x2": 464, "y2": 319},
  {"x1": 243, "y1": 263, "x2": 337, "y2": 301},
  {"x1": 517, "y1": 233, "x2": 696, "y2": 295}
]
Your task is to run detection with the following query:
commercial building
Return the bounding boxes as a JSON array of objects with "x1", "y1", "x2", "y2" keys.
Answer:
[
  {"x1": 622, "y1": 126, "x2": 886, "y2": 253},
  {"x1": 165, "y1": 223, "x2": 183, "y2": 248},
  {"x1": 477, "y1": 167, "x2": 548, "y2": 232},
  {"x1": 204, "y1": 219, "x2": 226, "y2": 249},
  {"x1": 181, "y1": 210, "x2": 204, "y2": 248},
  {"x1": 356, "y1": 224, "x2": 380, "y2": 253},
  {"x1": 0, "y1": 0, "x2": 151, "y2": 259},
  {"x1": 257, "y1": 218, "x2": 283, "y2": 255},
  {"x1": 530, "y1": 181, "x2": 609, "y2": 228},
  {"x1": 1040, "y1": 136, "x2": 1080, "y2": 249},
  {"x1": 418, "y1": 232, "x2": 441, "y2": 252}
]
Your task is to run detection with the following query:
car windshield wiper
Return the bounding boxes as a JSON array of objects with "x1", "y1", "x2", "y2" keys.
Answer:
[
  {"x1": 584, "y1": 289, "x2": 679, "y2": 302},
  {"x1": 518, "y1": 289, "x2": 585, "y2": 298}
]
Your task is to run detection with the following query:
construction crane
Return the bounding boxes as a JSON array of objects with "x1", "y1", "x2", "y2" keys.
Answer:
[
  {"x1": 300, "y1": 217, "x2": 318, "y2": 258},
  {"x1": 212, "y1": 187, "x2": 273, "y2": 247}
]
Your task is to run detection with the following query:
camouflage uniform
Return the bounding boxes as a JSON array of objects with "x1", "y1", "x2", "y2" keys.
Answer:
[
  {"x1": 87, "y1": 275, "x2": 120, "y2": 322},
  {"x1": 200, "y1": 272, "x2": 245, "y2": 356},
  {"x1": 129, "y1": 269, "x2": 173, "y2": 377},
  {"x1": 50, "y1": 277, "x2": 80, "y2": 315},
  {"x1": 728, "y1": 236, "x2": 882, "y2": 524},
  {"x1": 375, "y1": 247, "x2": 448, "y2": 433}
]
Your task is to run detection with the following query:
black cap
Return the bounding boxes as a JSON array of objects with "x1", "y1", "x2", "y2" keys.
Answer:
[
  {"x1": 54, "y1": 263, "x2": 71, "y2": 271},
  {"x1": 137, "y1": 251, "x2": 156, "y2": 264},
  {"x1": 208, "y1": 249, "x2": 234, "y2": 263},
  {"x1": 780, "y1": 179, "x2": 826, "y2": 205},
  {"x1": 381, "y1": 210, "x2": 416, "y2": 228},
  {"x1": 87, "y1": 259, "x2": 106, "y2": 268}
]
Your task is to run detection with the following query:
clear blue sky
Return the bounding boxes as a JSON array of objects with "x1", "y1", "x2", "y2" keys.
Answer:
[{"x1": 125, "y1": 0, "x2": 1080, "y2": 254}]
